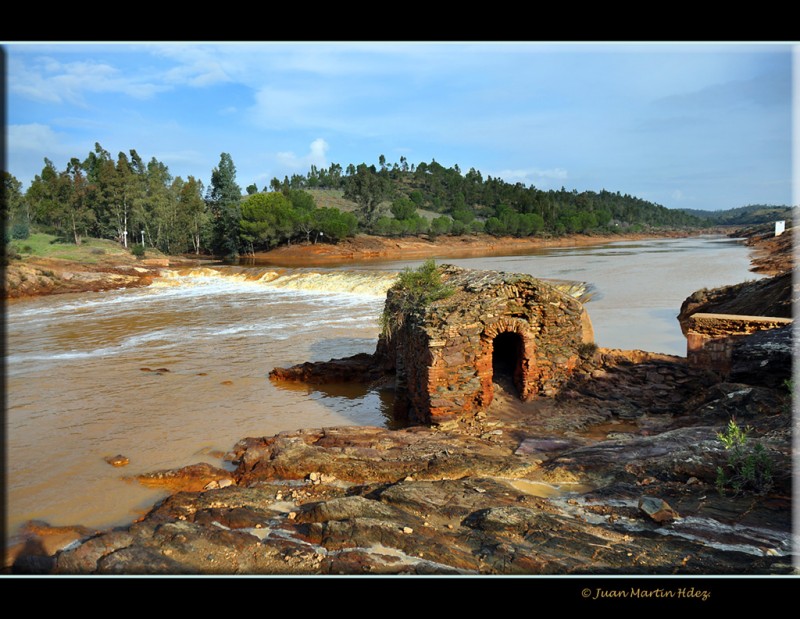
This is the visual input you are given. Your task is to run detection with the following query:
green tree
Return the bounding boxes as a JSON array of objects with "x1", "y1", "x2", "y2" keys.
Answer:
[
  {"x1": 176, "y1": 176, "x2": 207, "y2": 254},
  {"x1": 207, "y1": 153, "x2": 242, "y2": 258},
  {"x1": 429, "y1": 215, "x2": 453, "y2": 237},
  {"x1": 313, "y1": 207, "x2": 358, "y2": 242},
  {"x1": 63, "y1": 158, "x2": 96, "y2": 245},
  {"x1": 3, "y1": 171, "x2": 27, "y2": 233},
  {"x1": 390, "y1": 197, "x2": 417, "y2": 221},
  {"x1": 239, "y1": 192, "x2": 297, "y2": 251},
  {"x1": 343, "y1": 163, "x2": 390, "y2": 230}
]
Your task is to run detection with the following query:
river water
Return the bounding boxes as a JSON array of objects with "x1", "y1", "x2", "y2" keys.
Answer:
[{"x1": 4, "y1": 235, "x2": 759, "y2": 544}]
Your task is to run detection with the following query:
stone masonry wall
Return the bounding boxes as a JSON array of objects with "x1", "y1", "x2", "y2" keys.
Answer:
[{"x1": 378, "y1": 265, "x2": 592, "y2": 425}]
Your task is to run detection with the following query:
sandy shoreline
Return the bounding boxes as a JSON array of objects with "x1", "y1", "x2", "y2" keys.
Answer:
[{"x1": 249, "y1": 230, "x2": 718, "y2": 266}]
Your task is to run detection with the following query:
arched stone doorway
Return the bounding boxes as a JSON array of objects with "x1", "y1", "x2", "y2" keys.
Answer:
[
  {"x1": 481, "y1": 319, "x2": 537, "y2": 403},
  {"x1": 492, "y1": 331, "x2": 524, "y2": 396}
]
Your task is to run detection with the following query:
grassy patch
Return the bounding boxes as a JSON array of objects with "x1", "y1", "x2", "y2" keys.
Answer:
[{"x1": 9, "y1": 233, "x2": 135, "y2": 264}]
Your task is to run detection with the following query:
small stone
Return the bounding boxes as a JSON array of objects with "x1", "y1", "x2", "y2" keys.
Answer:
[
  {"x1": 308, "y1": 472, "x2": 320, "y2": 482},
  {"x1": 423, "y1": 522, "x2": 430, "y2": 527},
  {"x1": 218, "y1": 479, "x2": 233, "y2": 488},
  {"x1": 404, "y1": 476, "x2": 414, "y2": 482},
  {"x1": 639, "y1": 496, "x2": 680, "y2": 523},
  {"x1": 255, "y1": 523, "x2": 262, "y2": 529},
  {"x1": 203, "y1": 481, "x2": 219, "y2": 490},
  {"x1": 447, "y1": 524, "x2": 454, "y2": 529},
  {"x1": 276, "y1": 492, "x2": 284, "y2": 500},
  {"x1": 221, "y1": 380, "x2": 233, "y2": 385},
  {"x1": 402, "y1": 527, "x2": 413, "y2": 534},
  {"x1": 287, "y1": 512, "x2": 297, "y2": 520},
  {"x1": 686, "y1": 477, "x2": 700, "y2": 486},
  {"x1": 105, "y1": 454, "x2": 130, "y2": 467}
]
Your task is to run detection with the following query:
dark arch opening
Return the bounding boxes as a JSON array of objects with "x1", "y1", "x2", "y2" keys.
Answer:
[{"x1": 492, "y1": 331, "x2": 524, "y2": 397}]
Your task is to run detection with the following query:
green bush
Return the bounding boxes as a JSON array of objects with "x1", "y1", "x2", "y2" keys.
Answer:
[
  {"x1": 380, "y1": 259, "x2": 454, "y2": 336},
  {"x1": 11, "y1": 222, "x2": 30, "y2": 240},
  {"x1": 131, "y1": 244, "x2": 146, "y2": 258},
  {"x1": 715, "y1": 419, "x2": 774, "y2": 496}
]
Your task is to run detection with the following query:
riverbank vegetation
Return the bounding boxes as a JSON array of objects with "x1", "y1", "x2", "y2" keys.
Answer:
[{"x1": 5, "y1": 149, "x2": 790, "y2": 261}]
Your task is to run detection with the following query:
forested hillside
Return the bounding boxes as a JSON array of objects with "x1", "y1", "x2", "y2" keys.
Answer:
[
  {"x1": 5, "y1": 148, "x2": 708, "y2": 259},
  {"x1": 679, "y1": 204, "x2": 796, "y2": 226}
]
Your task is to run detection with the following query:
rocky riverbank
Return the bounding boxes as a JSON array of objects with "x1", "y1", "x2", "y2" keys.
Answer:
[
  {"x1": 8, "y1": 305, "x2": 795, "y2": 574},
  {"x1": 5, "y1": 226, "x2": 794, "y2": 576},
  {"x1": 11, "y1": 346, "x2": 792, "y2": 575},
  {"x1": 3, "y1": 255, "x2": 205, "y2": 300}
]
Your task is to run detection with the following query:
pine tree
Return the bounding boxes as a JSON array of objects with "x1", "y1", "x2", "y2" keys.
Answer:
[{"x1": 207, "y1": 152, "x2": 242, "y2": 258}]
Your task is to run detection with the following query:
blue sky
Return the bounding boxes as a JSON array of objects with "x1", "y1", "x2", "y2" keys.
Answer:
[{"x1": 4, "y1": 42, "x2": 795, "y2": 211}]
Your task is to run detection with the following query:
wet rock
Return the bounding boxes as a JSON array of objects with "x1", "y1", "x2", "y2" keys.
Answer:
[
  {"x1": 639, "y1": 496, "x2": 680, "y2": 523},
  {"x1": 270, "y1": 352, "x2": 387, "y2": 384},
  {"x1": 134, "y1": 463, "x2": 234, "y2": 493},
  {"x1": 104, "y1": 454, "x2": 130, "y2": 467}
]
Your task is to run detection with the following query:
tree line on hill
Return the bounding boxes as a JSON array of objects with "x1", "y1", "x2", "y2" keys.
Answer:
[
  {"x1": 678, "y1": 204, "x2": 796, "y2": 226},
  {"x1": 4, "y1": 148, "x2": 708, "y2": 259}
]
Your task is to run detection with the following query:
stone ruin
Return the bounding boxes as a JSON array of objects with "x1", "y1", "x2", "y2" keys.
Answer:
[{"x1": 271, "y1": 264, "x2": 595, "y2": 426}]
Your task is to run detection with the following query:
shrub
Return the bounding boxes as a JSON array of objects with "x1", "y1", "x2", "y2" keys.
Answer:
[
  {"x1": 4, "y1": 244, "x2": 20, "y2": 263},
  {"x1": 380, "y1": 259, "x2": 454, "y2": 337},
  {"x1": 578, "y1": 341, "x2": 598, "y2": 358},
  {"x1": 131, "y1": 244, "x2": 146, "y2": 258},
  {"x1": 91, "y1": 248, "x2": 106, "y2": 255},
  {"x1": 715, "y1": 419, "x2": 774, "y2": 496},
  {"x1": 11, "y1": 222, "x2": 30, "y2": 240}
]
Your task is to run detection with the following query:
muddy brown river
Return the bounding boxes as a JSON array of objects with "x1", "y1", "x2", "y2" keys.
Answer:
[{"x1": 4, "y1": 235, "x2": 760, "y2": 548}]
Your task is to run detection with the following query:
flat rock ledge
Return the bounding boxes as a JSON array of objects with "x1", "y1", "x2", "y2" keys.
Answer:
[{"x1": 10, "y1": 346, "x2": 793, "y2": 576}]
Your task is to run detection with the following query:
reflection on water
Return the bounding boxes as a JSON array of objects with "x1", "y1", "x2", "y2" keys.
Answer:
[{"x1": 4, "y1": 235, "x2": 760, "y2": 544}]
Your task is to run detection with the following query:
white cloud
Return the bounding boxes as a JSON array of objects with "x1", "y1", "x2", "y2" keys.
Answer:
[
  {"x1": 6, "y1": 123, "x2": 78, "y2": 184},
  {"x1": 494, "y1": 167, "x2": 569, "y2": 186},
  {"x1": 9, "y1": 54, "x2": 169, "y2": 106},
  {"x1": 8, "y1": 123, "x2": 64, "y2": 153},
  {"x1": 276, "y1": 138, "x2": 330, "y2": 171}
]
